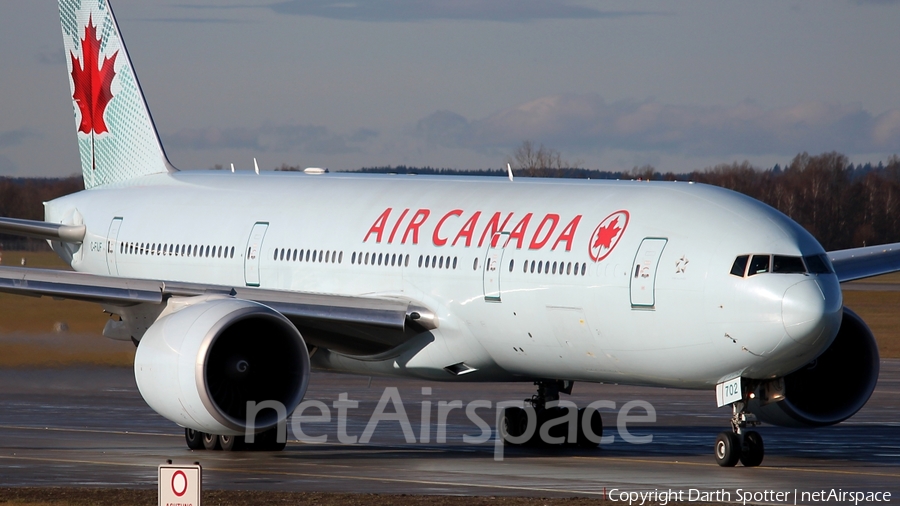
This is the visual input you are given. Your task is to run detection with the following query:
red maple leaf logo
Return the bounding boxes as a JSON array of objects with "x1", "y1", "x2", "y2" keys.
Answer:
[
  {"x1": 592, "y1": 217, "x2": 621, "y2": 250},
  {"x1": 70, "y1": 15, "x2": 118, "y2": 135},
  {"x1": 588, "y1": 210, "x2": 629, "y2": 262}
]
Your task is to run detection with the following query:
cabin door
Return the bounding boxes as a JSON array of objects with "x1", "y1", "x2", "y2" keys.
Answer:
[
  {"x1": 483, "y1": 231, "x2": 510, "y2": 301},
  {"x1": 244, "y1": 222, "x2": 269, "y2": 287},
  {"x1": 630, "y1": 237, "x2": 667, "y2": 308},
  {"x1": 106, "y1": 217, "x2": 123, "y2": 276}
]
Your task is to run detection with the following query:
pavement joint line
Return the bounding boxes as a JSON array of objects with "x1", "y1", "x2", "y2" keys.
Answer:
[
  {"x1": 0, "y1": 454, "x2": 604, "y2": 496},
  {"x1": 572, "y1": 456, "x2": 900, "y2": 478},
  {"x1": 0, "y1": 425, "x2": 180, "y2": 438}
]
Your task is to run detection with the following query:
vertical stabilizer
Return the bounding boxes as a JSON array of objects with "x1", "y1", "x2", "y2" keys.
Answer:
[{"x1": 59, "y1": 0, "x2": 174, "y2": 189}]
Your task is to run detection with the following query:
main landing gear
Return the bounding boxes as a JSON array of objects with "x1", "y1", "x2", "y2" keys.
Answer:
[
  {"x1": 714, "y1": 400, "x2": 764, "y2": 467},
  {"x1": 502, "y1": 380, "x2": 603, "y2": 448},
  {"x1": 184, "y1": 427, "x2": 286, "y2": 452}
]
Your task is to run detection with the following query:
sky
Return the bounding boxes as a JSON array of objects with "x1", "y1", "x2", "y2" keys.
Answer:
[{"x1": 2, "y1": 0, "x2": 900, "y2": 178}]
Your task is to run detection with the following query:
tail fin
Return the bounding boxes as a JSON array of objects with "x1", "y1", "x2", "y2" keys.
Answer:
[{"x1": 58, "y1": 0, "x2": 175, "y2": 189}]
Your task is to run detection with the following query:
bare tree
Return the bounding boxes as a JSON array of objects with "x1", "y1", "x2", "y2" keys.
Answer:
[{"x1": 506, "y1": 141, "x2": 577, "y2": 176}]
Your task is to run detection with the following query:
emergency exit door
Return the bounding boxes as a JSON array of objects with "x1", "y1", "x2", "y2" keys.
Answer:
[{"x1": 630, "y1": 237, "x2": 667, "y2": 308}]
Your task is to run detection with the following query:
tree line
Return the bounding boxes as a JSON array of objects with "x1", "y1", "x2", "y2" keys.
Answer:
[{"x1": 2, "y1": 150, "x2": 899, "y2": 251}]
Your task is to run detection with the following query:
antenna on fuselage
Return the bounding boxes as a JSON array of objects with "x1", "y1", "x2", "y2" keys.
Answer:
[
  {"x1": 230, "y1": 163, "x2": 235, "y2": 173},
  {"x1": 254, "y1": 158, "x2": 260, "y2": 175},
  {"x1": 507, "y1": 163, "x2": 514, "y2": 182}
]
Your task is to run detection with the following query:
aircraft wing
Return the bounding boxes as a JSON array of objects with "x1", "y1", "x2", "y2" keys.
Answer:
[
  {"x1": 829, "y1": 242, "x2": 900, "y2": 282},
  {"x1": 0, "y1": 265, "x2": 436, "y2": 356}
]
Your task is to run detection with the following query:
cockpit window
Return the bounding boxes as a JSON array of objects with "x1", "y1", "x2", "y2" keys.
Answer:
[
  {"x1": 803, "y1": 254, "x2": 833, "y2": 274},
  {"x1": 732, "y1": 253, "x2": 831, "y2": 277},
  {"x1": 773, "y1": 255, "x2": 806, "y2": 274},
  {"x1": 730, "y1": 255, "x2": 749, "y2": 277},
  {"x1": 747, "y1": 254, "x2": 770, "y2": 276}
]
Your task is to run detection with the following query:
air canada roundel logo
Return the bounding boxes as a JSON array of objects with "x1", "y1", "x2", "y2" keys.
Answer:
[{"x1": 589, "y1": 210, "x2": 629, "y2": 262}]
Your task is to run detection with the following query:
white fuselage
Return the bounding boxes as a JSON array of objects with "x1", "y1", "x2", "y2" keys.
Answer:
[{"x1": 45, "y1": 171, "x2": 843, "y2": 389}]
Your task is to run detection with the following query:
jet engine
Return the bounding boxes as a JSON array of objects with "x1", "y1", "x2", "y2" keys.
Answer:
[
  {"x1": 748, "y1": 307, "x2": 879, "y2": 427},
  {"x1": 134, "y1": 297, "x2": 310, "y2": 435}
]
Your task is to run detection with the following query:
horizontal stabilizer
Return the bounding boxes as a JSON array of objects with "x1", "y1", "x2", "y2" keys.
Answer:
[{"x1": 0, "y1": 217, "x2": 85, "y2": 243}]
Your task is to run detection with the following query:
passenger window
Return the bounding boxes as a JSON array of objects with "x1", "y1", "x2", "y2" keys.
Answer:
[
  {"x1": 730, "y1": 255, "x2": 749, "y2": 277},
  {"x1": 472, "y1": 257, "x2": 478, "y2": 270},
  {"x1": 748, "y1": 254, "x2": 770, "y2": 276},
  {"x1": 452, "y1": 257, "x2": 456, "y2": 269},
  {"x1": 804, "y1": 254, "x2": 832, "y2": 274},
  {"x1": 773, "y1": 255, "x2": 805, "y2": 274}
]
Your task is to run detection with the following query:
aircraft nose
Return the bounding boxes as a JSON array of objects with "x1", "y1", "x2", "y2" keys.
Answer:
[{"x1": 782, "y1": 278, "x2": 841, "y2": 346}]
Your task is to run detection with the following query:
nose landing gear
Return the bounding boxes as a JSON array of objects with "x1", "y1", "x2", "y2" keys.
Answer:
[{"x1": 715, "y1": 400, "x2": 764, "y2": 467}]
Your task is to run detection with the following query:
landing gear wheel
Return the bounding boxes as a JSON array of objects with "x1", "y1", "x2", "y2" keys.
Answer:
[
  {"x1": 219, "y1": 434, "x2": 244, "y2": 452},
  {"x1": 501, "y1": 407, "x2": 526, "y2": 445},
  {"x1": 740, "y1": 430, "x2": 764, "y2": 467},
  {"x1": 185, "y1": 429, "x2": 204, "y2": 450},
  {"x1": 248, "y1": 426, "x2": 286, "y2": 451},
  {"x1": 714, "y1": 432, "x2": 740, "y2": 467},
  {"x1": 576, "y1": 407, "x2": 603, "y2": 448},
  {"x1": 202, "y1": 432, "x2": 220, "y2": 451}
]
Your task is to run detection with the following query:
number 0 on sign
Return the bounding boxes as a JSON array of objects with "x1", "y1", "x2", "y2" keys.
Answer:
[{"x1": 159, "y1": 463, "x2": 201, "y2": 506}]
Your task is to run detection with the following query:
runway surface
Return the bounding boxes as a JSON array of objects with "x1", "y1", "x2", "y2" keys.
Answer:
[{"x1": 0, "y1": 362, "x2": 898, "y2": 501}]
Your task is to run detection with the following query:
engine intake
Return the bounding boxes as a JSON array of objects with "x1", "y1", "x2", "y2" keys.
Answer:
[
  {"x1": 134, "y1": 297, "x2": 310, "y2": 435},
  {"x1": 748, "y1": 307, "x2": 879, "y2": 427}
]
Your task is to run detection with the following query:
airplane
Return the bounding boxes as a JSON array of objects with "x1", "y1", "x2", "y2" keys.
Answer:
[{"x1": 0, "y1": 0, "x2": 897, "y2": 466}]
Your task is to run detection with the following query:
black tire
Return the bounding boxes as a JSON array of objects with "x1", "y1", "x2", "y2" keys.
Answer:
[
  {"x1": 549, "y1": 406, "x2": 573, "y2": 444},
  {"x1": 219, "y1": 434, "x2": 245, "y2": 452},
  {"x1": 185, "y1": 428, "x2": 204, "y2": 450},
  {"x1": 740, "y1": 431, "x2": 764, "y2": 467},
  {"x1": 202, "y1": 432, "x2": 220, "y2": 451},
  {"x1": 501, "y1": 407, "x2": 526, "y2": 446},
  {"x1": 248, "y1": 426, "x2": 286, "y2": 451},
  {"x1": 576, "y1": 407, "x2": 603, "y2": 448},
  {"x1": 714, "y1": 432, "x2": 740, "y2": 467}
]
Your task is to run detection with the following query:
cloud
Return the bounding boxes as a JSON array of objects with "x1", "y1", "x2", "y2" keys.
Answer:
[
  {"x1": 415, "y1": 94, "x2": 900, "y2": 157},
  {"x1": 36, "y1": 48, "x2": 66, "y2": 66},
  {"x1": 267, "y1": 0, "x2": 647, "y2": 22},
  {"x1": 0, "y1": 154, "x2": 18, "y2": 176},
  {"x1": 163, "y1": 122, "x2": 378, "y2": 155},
  {"x1": 0, "y1": 128, "x2": 40, "y2": 148}
]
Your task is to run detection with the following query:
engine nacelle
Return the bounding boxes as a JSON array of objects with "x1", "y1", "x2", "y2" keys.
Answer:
[
  {"x1": 134, "y1": 297, "x2": 310, "y2": 435},
  {"x1": 748, "y1": 307, "x2": 879, "y2": 427}
]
